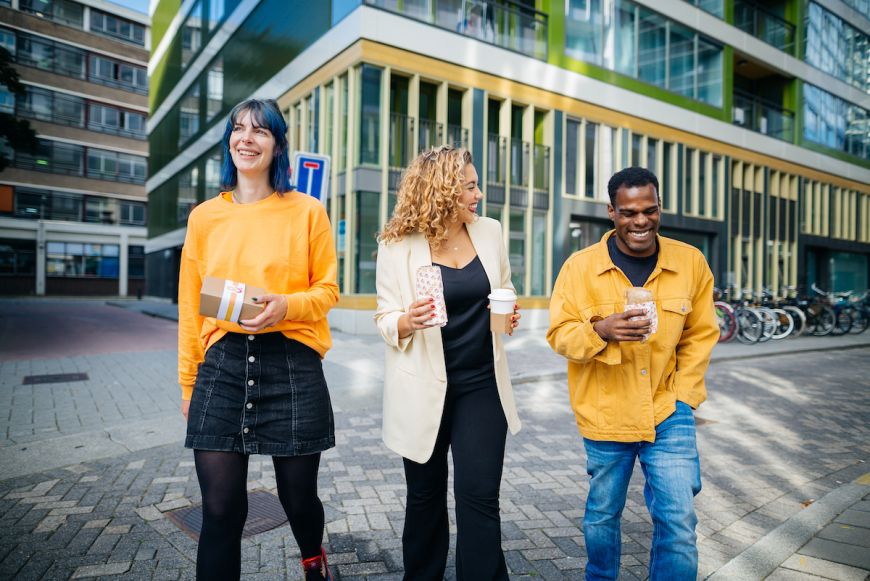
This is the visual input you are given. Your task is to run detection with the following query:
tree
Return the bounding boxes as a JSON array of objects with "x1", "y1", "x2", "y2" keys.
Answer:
[{"x1": 0, "y1": 46, "x2": 38, "y2": 172}]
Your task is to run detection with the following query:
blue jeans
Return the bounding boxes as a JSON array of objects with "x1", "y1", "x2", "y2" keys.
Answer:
[{"x1": 582, "y1": 402, "x2": 702, "y2": 581}]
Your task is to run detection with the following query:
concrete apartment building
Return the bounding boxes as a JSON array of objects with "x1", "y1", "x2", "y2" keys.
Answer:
[
  {"x1": 0, "y1": 0, "x2": 149, "y2": 296},
  {"x1": 145, "y1": 0, "x2": 869, "y2": 332}
]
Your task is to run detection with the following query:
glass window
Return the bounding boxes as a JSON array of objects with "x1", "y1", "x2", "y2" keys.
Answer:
[
  {"x1": 89, "y1": 55, "x2": 146, "y2": 93},
  {"x1": 804, "y1": 2, "x2": 869, "y2": 93},
  {"x1": 89, "y1": 103, "x2": 120, "y2": 130},
  {"x1": 208, "y1": 0, "x2": 225, "y2": 32},
  {"x1": 565, "y1": 2, "x2": 721, "y2": 106},
  {"x1": 18, "y1": 34, "x2": 54, "y2": 71},
  {"x1": 182, "y1": 1, "x2": 203, "y2": 67},
  {"x1": 0, "y1": 238, "x2": 36, "y2": 275},
  {"x1": 206, "y1": 57, "x2": 223, "y2": 120},
  {"x1": 120, "y1": 203, "x2": 146, "y2": 226},
  {"x1": 684, "y1": 147, "x2": 695, "y2": 214},
  {"x1": 338, "y1": 74, "x2": 348, "y2": 171},
  {"x1": 178, "y1": 164, "x2": 199, "y2": 225},
  {"x1": 0, "y1": 84, "x2": 13, "y2": 114},
  {"x1": 205, "y1": 149, "x2": 222, "y2": 196},
  {"x1": 565, "y1": 118, "x2": 579, "y2": 196},
  {"x1": 565, "y1": 0, "x2": 604, "y2": 65},
  {"x1": 531, "y1": 212, "x2": 547, "y2": 295},
  {"x1": 803, "y1": 83, "x2": 869, "y2": 160},
  {"x1": 612, "y1": 1, "x2": 636, "y2": 76},
  {"x1": 584, "y1": 121, "x2": 596, "y2": 198},
  {"x1": 54, "y1": 44, "x2": 85, "y2": 78},
  {"x1": 354, "y1": 191, "x2": 379, "y2": 293},
  {"x1": 638, "y1": 8, "x2": 666, "y2": 88},
  {"x1": 88, "y1": 149, "x2": 117, "y2": 178},
  {"x1": 509, "y1": 209, "x2": 525, "y2": 294},
  {"x1": 85, "y1": 197, "x2": 117, "y2": 223},
  {"x1": 0, "y1": 26, "x2": 16, "y2": 56},
  {"x1": 91, "y1": 9, "x2": 145, "y2": 45},
  {"x1": 90, "y1": 55, "x2": 114, "y2": 80},
  {"x1": 49, "y1": 193, "x2": 81, "y2": 221},
  {"x1": 359, "y1": 65, "x2": 382, "y2": 165},
  {"x1": 668, "y1": 23, "x2": 695, "y2": 99},
  {"x1": 308, "y1": 90, "x2": 320, "y2": 153},
  {"x1": 124, "y1": 111, "x2": 146, "y2": 135},
  {"x1": 128, "y1": 245, "x2": 145, "y2": 277},
  {"x1": 689, "y1": 0, "x2": 723, "y2": 17},
  {"x1": 21, "y1": 0, "x2": 83, "y2": 27},
  {"x1": 53, "y1": 142, "x2": 83, "y2": 175},
  {"x1": 179, "y1": 83, "x2": 201, "y2": 145},
  {"x1": 54, "y1": 93, "x2": 85, "y2": 126},
  {"x1": 118, "y1": 153, "x2": 146, "y2": 183},
  {"x1": 19, "y1": 86, "x2": 52, "y2": 120},
  {"x1": 646, "y1": 137, "x2": 658, "y2": 173},
  {"x1": 696, "y1": 37, "x2": 722, "y2": 107}
]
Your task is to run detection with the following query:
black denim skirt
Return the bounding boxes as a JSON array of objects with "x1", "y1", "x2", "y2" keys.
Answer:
[{"x1": 185, "y1": 332, "x2": 335, "y2": 456}]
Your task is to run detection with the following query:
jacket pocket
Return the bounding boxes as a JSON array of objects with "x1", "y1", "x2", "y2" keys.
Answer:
[{"x1": 660, "y1": 297, "x2": 693, "y2": 348}]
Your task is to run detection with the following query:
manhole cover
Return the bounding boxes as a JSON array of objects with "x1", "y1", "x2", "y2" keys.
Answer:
[
  {"x1": 164, "y1": 490, "x2": 287, "y2": 541},
  {"x1": 23, "y1": 373, "x2": 89, "y2": 385}
]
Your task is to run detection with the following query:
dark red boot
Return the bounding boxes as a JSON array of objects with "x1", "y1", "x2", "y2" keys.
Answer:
[{"x1": 300, "y1": 547, "x2": 332, "y2": 581}]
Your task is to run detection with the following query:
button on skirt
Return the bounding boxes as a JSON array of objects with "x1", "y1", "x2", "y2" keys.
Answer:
[{"x1": 185, "y1": 332, "x2": 335, "y2": 456}]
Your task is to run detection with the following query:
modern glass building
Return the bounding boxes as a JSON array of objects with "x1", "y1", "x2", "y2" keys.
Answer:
[
  {"x1": 146, "y1": 0, "x2": 870, "y2": 331},
  {"x1": 0, "y1": 0, "x2": 150, "y2": 296}
]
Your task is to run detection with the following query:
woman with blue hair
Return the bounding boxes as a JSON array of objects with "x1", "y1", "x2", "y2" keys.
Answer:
[{"x1": 177, "y1": 98, "x2": 339, "y2": 580}]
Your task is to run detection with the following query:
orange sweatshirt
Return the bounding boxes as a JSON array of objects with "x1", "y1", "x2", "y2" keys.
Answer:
[{"x1": 177, "y1": 191, "x2": 339, "y2": 400}]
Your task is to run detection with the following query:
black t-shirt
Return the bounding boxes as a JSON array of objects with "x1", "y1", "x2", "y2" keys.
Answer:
[
  {"x1": 435, "y1": 255, "x2": 495, "y2": 389},
  {"x1": 607, "y1": 235, "x2": 658, "y2": 287}
]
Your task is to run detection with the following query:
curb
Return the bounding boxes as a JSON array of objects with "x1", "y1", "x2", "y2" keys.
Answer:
[{"x1": 705, "y1": 477, "x2": 870, "y2": 580}]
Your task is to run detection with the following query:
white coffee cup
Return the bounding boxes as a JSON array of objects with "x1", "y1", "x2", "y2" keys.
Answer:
[
  {"x1": 488, "y1": 288, "x2": 517, "y2": 314},
  {"x1": 488, "y1": 288, "x2": 517, "y2": 333}
]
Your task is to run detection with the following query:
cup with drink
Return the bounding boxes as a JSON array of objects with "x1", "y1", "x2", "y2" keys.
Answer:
[
  {"x1": 624, "y1": 287, "x2": 657, "y2": 342},
  {"x1": 488, "y1": 288, "x2": 517, "y2": 334}
]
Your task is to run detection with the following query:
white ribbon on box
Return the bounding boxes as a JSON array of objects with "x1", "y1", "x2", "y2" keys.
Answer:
[{"x1": 216, "y1": 280, "x2": 246, "y2": 323}]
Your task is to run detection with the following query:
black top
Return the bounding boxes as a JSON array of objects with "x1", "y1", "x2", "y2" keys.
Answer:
[
  {"x1": 607, "y1": 235, "x2": 659, "y2": 287},
  {"x1": 435, "y1": 255, "x2": 495, "y2": 389}
]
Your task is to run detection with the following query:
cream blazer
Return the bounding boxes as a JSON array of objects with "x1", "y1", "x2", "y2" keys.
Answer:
[{"x1": 374, "y1": 217, "x2": 522, "y2": 464}]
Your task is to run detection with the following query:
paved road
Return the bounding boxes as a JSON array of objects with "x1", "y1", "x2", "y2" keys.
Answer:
[{"x1": 0, "y1": 300, "x2": 868, "y2": 580}]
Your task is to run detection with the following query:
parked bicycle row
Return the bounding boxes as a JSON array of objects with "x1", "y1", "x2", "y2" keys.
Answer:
[{"x1": 713, "y1": 285, "x2": 869, "y2": 344}]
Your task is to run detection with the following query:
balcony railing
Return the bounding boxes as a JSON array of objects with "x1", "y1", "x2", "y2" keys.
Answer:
[
  {"x1": 418, "y1": 118, "x2": 443, "y2": 153},
  {"x1": 533, "y1": 144, "x2": 550, "y2": 210},
  {"x1": 365, "y1": 0, "x2": 548, "y2": 60},
  {"x1": 734, "y1": 1, "x2": 795, "y2": 54},
  {"x1": 87, "y1": 121, "x2": 147, "y2": 140},
  {"x1": 732, "y1": 89, "x2": 794, "y2": 142},
  {"x1": 509, "y1": 138, "x2": 528, "y2": 207},
  {"x1": 18, "y1": 105, "x2": 84, "y2": 129},
  {"x1": 389, "y1": 113, "x2": 415, "y2": 189},
  {"x1": 486, "y1": 133, "x2": 506, "y2": 204},
  {"x1": 446, "y1": 124, "x2": 469, "y2": 149}
]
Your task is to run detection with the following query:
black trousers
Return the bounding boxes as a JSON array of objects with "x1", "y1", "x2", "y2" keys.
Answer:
[{"x1": 401, "y1": 380, "x2": 509, "y2": 581}]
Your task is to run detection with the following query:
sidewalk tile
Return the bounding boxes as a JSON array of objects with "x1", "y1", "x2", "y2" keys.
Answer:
[
  {"x1": 780, "y1": 554, "x2": 869, "y2": 581},
  {"x1": 800, "y1": 538, "x2": 870, "y2": 570}
]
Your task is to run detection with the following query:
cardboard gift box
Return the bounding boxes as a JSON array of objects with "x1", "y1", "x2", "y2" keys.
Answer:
[{"x1": 199, "y1": 276, "x2": 265, "y2": 323}]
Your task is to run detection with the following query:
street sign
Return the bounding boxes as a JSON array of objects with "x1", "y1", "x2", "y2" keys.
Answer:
[{"x1": 292, "y1": 152, "x2": 331, "y2": 205}]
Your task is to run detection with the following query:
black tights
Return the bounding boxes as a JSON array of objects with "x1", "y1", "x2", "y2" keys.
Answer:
[{"x1": 193, "y1": 450, "x2": 325, "y2": 580}]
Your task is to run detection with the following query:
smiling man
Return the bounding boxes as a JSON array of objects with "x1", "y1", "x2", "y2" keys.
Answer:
[{"x1": 547, "y1": 167, "x2": 719, "y2": 580}]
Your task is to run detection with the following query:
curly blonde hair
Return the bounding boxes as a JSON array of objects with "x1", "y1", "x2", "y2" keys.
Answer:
[{"x1": 379, "y1": 146, "x2": 474, "y2": 248}]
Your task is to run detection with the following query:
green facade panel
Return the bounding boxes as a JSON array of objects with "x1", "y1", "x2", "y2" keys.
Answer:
[{"x1": 151, "y1": 0, "x2": 182, "y2": 51}]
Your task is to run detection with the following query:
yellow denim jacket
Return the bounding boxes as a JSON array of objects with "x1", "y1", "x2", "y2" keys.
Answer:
[{"x1": 547, "y1": 232, "x2": 719, "y2": 443}]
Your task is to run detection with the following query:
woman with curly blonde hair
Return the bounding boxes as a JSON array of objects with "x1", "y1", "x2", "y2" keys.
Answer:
[{"x1": 375, "y1": 145, "x2": 522, "y2": 580}]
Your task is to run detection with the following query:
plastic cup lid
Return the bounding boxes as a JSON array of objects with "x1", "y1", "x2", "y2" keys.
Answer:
[{"x1": 488, "y1": 288, "x2": 517, "y2": 302}]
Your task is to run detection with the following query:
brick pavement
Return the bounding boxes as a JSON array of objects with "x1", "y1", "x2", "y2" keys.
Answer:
[{"x1": 1, "y1": 339, "x2": 868, "y2": 579}]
